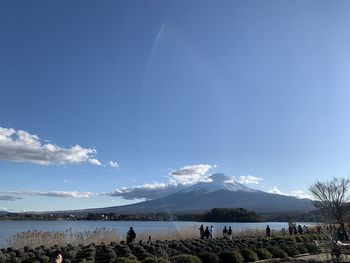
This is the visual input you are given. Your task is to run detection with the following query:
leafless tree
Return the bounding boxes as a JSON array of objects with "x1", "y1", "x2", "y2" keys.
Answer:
[{"x1": 309, "y1": 177, "x2": 350, "y2": 241}]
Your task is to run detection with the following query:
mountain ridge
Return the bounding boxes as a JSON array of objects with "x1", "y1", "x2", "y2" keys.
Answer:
[{"x1": 50, "y1": 173, "x2": 314, "y2": 215}]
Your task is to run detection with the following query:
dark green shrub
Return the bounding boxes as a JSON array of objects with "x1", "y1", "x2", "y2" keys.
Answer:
[
  {"x1": 142, "y1": 258, "x2": 171, "y2": 263},
  {"x1": 218, "y1": 251, "x2": 244, "y2": 263},
  {"x1": 270, "y1": 240, "x2": 278, "y2": 246},
  {"x1": 7, "y1": 257, "x2": 21, "y2": 263},
  {"x1": 39, "y1": 255, "x2": 50, "y2": 263},
  {"x1": 279, "y1": 245, "x2": 298, "y2": 257},
  {"x1": 198, "y1": 252, "x2": 219, "y2": 263},
  {"x1": 294, "y1": 236, "x2": 303, "y2": 243},
  {"x1": 0, "y1": 254, "x2": 6, "y2": 263},
  {"x1": 115, "y1": 258, "x2": 141, "y2": 263},
  {"x1": 171, "y1": 254, "x2": 201, "y2": 263},
  {"x1": 286, "y1": 240, "x2": 295, "y2": 246},
  {"x1": 304, "y1": 243, "x2": 317, "y2": 253},
  {"x1": 284, "y1": 237, "x2": 294, "y2": 242},
  {"x1": 301, "y1": 236, "x2": 309, "y2": 242},
  {"x1": 239, "y1": 249, "x2": 258, "y2": 262},
  {"x1": 239, "y1": 244, "x2": 248, "y2": 249},
  {"x1": 296, "y1": 244, "x2": 308, "y2": 254},
  {"x1": 266, "y1": 247, "x2": 288, "y2": 258},
  {"x1": 256, "y1": 242, "x2": 263, "y2": 249},
  {"x1": 255, "y1": 248, "x2": 272, "y2": 260},
  {"x1": 141, "y1": 258, "x2": 157, "y2": 263}
]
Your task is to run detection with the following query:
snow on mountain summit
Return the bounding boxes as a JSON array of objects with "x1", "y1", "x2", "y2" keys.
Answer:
[{"x1": 180, "y1": 173, "x2": 258, "y2": 193}]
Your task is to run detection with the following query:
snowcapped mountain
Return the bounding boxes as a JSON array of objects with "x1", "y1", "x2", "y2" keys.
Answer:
[
  {"x1": 69, "y1": 173, "x2": 314, "y2": 215},
  {"x1": 181, "y1": 173, "x2": 257, "y2": 193}
]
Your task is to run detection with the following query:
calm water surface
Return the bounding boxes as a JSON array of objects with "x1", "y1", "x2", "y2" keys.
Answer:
[{"x1": 0, "y1": 220, "x2": 317, "y2": 248}]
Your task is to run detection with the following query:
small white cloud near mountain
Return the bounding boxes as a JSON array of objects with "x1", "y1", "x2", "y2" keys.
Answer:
[
  {"x1": 268, "y1": 186, "x2": 312, "y2": 199},
  {"x1": 238, "y1": 175, "x2": 262, "y2": 185},
  {"x1": 168, "y1": 164, "x2": 216, "y2": 184},
  {"x1": 106, "y1": 183, "x2": 186, "y2": 200},
  {"x1": 267, "y1": 186, "x2": 284, "y2": 195},
  {"x1": 290, "y1": 190, "x2": 313, "y2": 199},
  {"x1": 0, "y1": 127, "x2": 116, "y2": 166}
]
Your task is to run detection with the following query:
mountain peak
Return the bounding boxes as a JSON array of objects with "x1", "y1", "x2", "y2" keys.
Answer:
[{"x1": 180, "y1": 173, "x2": 257, "y2": 193}]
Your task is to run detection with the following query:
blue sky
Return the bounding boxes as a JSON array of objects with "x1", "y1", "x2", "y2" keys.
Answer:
[{"x1": 1, "y1": 0, "x2": 350, "y2": 212}]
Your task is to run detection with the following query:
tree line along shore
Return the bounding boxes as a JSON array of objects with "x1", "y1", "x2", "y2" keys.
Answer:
[{"x1": 0, "y1": 208, "x2": 322, "y2": 222}]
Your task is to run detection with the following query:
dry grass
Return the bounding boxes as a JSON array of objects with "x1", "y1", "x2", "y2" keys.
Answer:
[
  {"x1": 8, "y1": 228, "x2": 119, "y2": 249},
  {"x1": 137, "y1": 226, "x2": 199, "y2": 241},
  {"x1": 7, "y1": 226, "x2": 285, "y2": 249}
]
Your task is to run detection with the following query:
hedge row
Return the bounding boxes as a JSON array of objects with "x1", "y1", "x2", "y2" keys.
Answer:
[{"x1": 0, "y1": 235, "x2": 322, "y2": 263}]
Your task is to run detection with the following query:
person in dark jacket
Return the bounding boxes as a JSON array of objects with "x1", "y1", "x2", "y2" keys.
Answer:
[
  {"x1": 127, "y1": 227, "x2": 136, "y2": 244},
  {"x1": 266, "y1": 225, "x2": 271, "y2": 237}
]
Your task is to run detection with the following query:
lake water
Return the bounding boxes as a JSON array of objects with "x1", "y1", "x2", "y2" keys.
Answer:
[{"x1": 0, "y1": 220, "x2": 317, "y2": 248}]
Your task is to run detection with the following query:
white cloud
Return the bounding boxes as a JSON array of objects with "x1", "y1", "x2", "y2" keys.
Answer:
[
  {"x1": 0, "y1": 127, "x2": 103, "y2": 166},
  {"x1": 238, "y1": 175, "x2": 262, "y2": 185},
  {"x1": 108, "y1": 161, "x2": 120, "y2": 169},
  {"x1": 106, "y1": 183, "x2": 186, "y2": 200},
  {"x1": 63, "y1": 179, "x2": 72, "y2": 184},
  {"x1": 0, "y1": 207, "x2": 8, "y2": 211},
  {"x1": 290, "y1": 190, "x2": 313, "y2": 199},
  {"x1": 7, "y1": 191, "x2": 94, "y2": 199},
  {"x1": 107, "y1": 164, "x2": 216, "y2": 200},
  {"x1": 0, "y1": 195, "x2": 22, "y2": 201},
  {"x1": 267, "y1": 186, "x2": 284, "y2": 195},
  {"x1": 169, "y1": 164, "x2": 216, "y2": 184},
  {"x1": 266, "y1": 187, "x2": 312, "y2": 200}
]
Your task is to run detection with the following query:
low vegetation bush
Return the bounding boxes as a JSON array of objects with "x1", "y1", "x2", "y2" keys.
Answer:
[
  {"x1": 0, "y1": 232, "x2": 326, "y2": 263},
  {"x1": 197, "y1": 252, "x2": 219, "y2": 263},
  {"x1": 142, "y1": 257, "x2": 170, "y2": 263},
  {"x1": 171, "y1": 254, "x2": 201, "y2": 263},
  {"x1": 218, "y1": 250, "x2": 244, "y2": 263},
  {"x1": 267, "y1": 246, "x2": 288, "y2": 258},
  {"x1": 303, "y1": 242, "x2": 318, "y2": 253},
  {"x1": 254, "y1": 248, "x2": 272, "y2": 260},
  {"x1": 279, "y1": 244, "x2": 298, "y2": 257},
  {"x1": 115, "y1": 258, "x2": 141, "y2": 263},
  {"x1": 239, "y1": 248, "x2": 258, "y2": 262},
  {"x1": 296, "y1": 243, "x2": 308, "y2": 254}
]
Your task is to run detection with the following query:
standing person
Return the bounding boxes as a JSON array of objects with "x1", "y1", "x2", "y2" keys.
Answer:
[
  {"x1": 199, "y1": 224, "x2": 204, "y2": 239},
  {"x1": 127, "y1": 227, "x2": 136, "y2": 244},
  {"x1": 228, "y1": 226, "x2": 233, "y2": 240},
  {"x1": 209, "y1": 225, "x2": 214, "y2": 239},
  {"x1": 293, "y1": 224, "x2": 297, "y2": 235},
  {"x1": 50, "y1": 250, "x2": 63, "y2": 263},
  {"x1": 266, "y1": 225, "x2": 271, "y2": 237},
  {"x1": 204, "y1": 226, "x2": 210, "y2": 239},
  {"x1": 298, "y1": 225, "x2": 303, "y2": 235},
  {"x1": 223, "y1": 226, "x2": 228, "y2": 239},
  {"x1": 288, "y1": 225, "x2": 293, "y2": 235},
  {"x1": 303, "y1": 225, "x2": 307, "y2": 234}
]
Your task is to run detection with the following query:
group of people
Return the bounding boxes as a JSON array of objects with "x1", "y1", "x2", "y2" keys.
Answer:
[
  {"x1": 199, "y1": 225, "x2": 214, "y2": 239},
  {"x1": 126, "y1": 223, "x2": 315, "y2": 245},
  {"x1": 288, "y1": 224, "x2": 310, "y2": 235},
  {"x1": 222, "y1": 226, "x2": 233, "y2": 239},
  {"x1": 198, "y1": 225, "x2": 235, "y2": 240}
]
